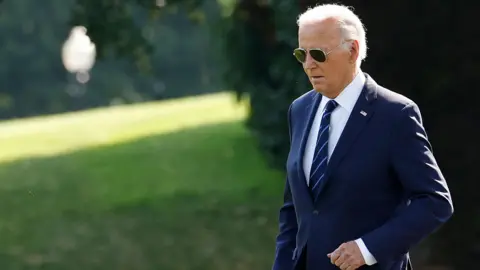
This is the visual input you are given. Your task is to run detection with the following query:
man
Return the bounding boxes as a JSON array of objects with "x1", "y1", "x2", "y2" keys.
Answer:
[{"x1": 272, "y1": 4, "x2": 453, "y2": 270}]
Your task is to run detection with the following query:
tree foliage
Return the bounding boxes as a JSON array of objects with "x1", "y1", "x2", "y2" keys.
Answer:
[{"x1": 0, "y1": 0, "x2": 222, "y2": 119}]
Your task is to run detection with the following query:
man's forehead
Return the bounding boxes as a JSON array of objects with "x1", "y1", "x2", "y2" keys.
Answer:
[{"x1": 298, "y1": 20, "x2": 340, "y2": 48}]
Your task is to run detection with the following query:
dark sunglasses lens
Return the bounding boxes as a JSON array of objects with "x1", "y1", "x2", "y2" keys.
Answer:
[
  {"x1": 310, "y1": 49, "x2": 327, "y2": 62},
  {"x1": 293, "y1": 49, "x2": 306, "y2": 63}
]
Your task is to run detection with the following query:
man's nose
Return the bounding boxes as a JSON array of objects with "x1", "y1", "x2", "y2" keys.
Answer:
[{"x1": 304, "y1": 52, "x2": 317, "y2": 68}]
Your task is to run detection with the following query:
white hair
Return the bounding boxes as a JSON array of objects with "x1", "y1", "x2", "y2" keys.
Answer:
[{"x1": 297, "y1": 4, "x2": 367, "y2": 68}]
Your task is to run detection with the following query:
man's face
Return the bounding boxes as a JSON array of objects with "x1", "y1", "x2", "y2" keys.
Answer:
[{"x1": 298, "y1": 19, "x2": 356, "y2": 98}]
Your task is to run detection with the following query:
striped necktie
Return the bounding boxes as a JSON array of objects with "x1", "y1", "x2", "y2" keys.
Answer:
[{"x1": 309, "y1": 99, "x2": 338, "y2": 196}]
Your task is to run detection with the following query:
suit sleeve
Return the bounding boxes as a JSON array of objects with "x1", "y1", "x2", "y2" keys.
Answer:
[
  {"x1": 272, "y1": 104, "x2": 298, "y2": 270},
  {"x1": 361, "y1": 102, "x2": 454, "y2": 263}
]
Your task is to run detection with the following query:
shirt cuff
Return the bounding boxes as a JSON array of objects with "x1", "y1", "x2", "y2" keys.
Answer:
[{"x1": 355, "y1": 238, "x2": 377, "y2": 265}]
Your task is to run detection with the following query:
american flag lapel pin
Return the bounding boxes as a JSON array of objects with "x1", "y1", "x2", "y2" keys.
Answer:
[{"x1": 360, "y1": 110, "x2": 367, "y2": 116}]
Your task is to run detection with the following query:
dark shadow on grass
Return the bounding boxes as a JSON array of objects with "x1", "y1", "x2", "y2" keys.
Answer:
[{"x1": 0, "y1": 120, "x2": 284, "y2": 270}]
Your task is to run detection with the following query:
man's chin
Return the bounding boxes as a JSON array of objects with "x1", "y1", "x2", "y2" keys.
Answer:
[
  {"x1": 312, "y1": 86, "x2": 338, "y2": 98},
  {"x1": 312, "y1": 86, "x2": 325, "y2": 94}
]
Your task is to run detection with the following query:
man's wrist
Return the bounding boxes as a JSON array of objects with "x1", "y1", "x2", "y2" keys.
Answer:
[{"x1": 355, "y1": 238, "x2": 377, "y2": 265}]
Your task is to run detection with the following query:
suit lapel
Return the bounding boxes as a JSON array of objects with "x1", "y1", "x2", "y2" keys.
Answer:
[
  {"x1": 314, "y1": 74, "x2": 379, "y2": 202},
  {"x1": 297, "y1": 91, "x2": 321, "y2": 200}
]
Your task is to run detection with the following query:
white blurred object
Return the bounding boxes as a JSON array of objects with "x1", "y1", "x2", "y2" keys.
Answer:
[
  {"x1": 62, "y1": 26, "x2": 96, "y2": 83},
  {"x1": 156, "y1": 0, "x2": 167, "y2": 7}
]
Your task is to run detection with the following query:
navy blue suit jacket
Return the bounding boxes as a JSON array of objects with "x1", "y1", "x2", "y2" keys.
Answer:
[{"x1": 272, "y1": 74, "x2": 453, "y2": 270}]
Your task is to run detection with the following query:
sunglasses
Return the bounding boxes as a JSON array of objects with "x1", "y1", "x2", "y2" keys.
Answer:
[{"x1": 293, "y1": 42, "x2": 349, "y2": 63}]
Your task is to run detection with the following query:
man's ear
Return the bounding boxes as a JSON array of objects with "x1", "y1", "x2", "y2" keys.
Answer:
[{"x1": 349, "y1": 40, "x2": 360, "y2": 63}]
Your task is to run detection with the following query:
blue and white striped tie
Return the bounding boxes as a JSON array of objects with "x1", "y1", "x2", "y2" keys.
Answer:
[{"x1": 309, "y1": 99, "x2": 338, "y2": 196}]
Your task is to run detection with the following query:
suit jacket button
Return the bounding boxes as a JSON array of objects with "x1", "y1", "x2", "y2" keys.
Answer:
[{"x1": 313, "y1": 210, "x2": 319, "y2": 215}]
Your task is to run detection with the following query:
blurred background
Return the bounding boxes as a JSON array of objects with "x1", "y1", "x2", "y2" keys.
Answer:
[{"x1": 0, "y1": 0, "x2": 477, "y2": 269}]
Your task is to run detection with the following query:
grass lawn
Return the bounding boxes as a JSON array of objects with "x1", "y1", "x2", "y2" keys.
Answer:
[{"x1": 0, "y1": 92, "x2": 285, "y2": 269}]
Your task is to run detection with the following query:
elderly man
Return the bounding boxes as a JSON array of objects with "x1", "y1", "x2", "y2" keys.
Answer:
[{"x1": 272, "y1": 4, "x2": 453, "y2": 270}]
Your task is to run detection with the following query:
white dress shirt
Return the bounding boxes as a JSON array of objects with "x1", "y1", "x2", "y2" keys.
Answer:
[{"x1": 302, "y1": 71, "x2": 377, "y2": 266}]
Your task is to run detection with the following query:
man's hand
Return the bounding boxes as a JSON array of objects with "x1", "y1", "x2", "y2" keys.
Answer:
[{"x1": 327, "y1": 241, "x2": 365, "y2": 270}]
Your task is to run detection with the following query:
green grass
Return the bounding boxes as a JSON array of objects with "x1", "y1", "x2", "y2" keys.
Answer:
[{"x1": 0, "y1": 92, "x2": 284, "y2": 269}]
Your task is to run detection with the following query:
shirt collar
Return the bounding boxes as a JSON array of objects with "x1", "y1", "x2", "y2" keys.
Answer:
[
  {"x1": 335, "y1": 71, "x2": 366, "y2": 113},
  {"x1": 322, "y1": 71, "x2": 366, "y2": 113}
]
